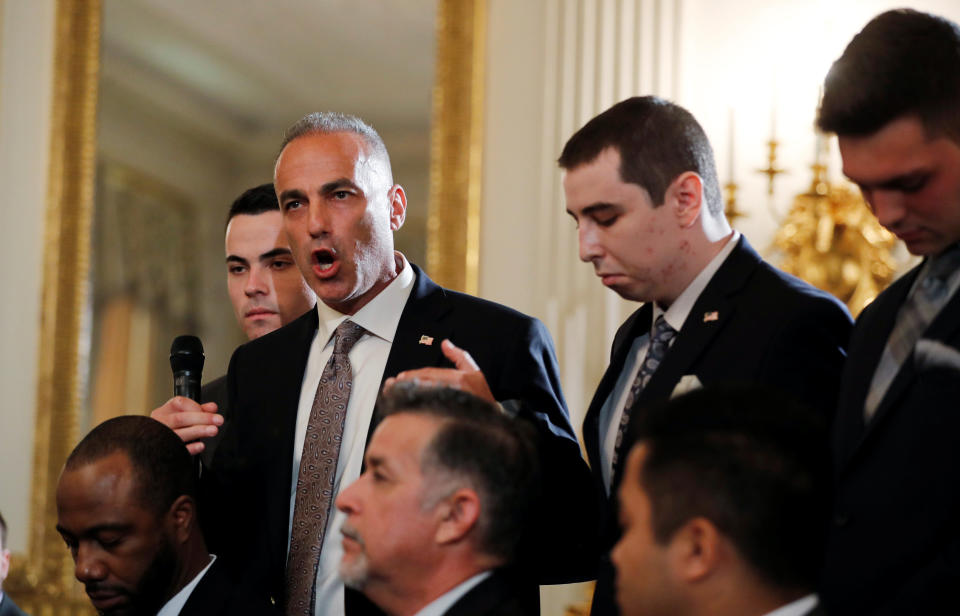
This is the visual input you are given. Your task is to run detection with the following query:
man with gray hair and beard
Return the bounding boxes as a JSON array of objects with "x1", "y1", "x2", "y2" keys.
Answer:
[{"x1": 334, "y1": 385, "x2": 538, "y2": 616}]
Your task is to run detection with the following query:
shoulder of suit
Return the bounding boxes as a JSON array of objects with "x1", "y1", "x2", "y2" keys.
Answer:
[
  {"x1": 432, "y1": 285, "x2": 542, "y2": 327},
  {"x1": 750, "y1": 257, "x2": 851, "y2": 317}
]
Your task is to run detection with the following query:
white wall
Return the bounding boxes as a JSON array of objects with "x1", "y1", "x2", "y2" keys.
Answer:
[{"x1": 0, "y1": 0, "x2": 55, "y2": 554}]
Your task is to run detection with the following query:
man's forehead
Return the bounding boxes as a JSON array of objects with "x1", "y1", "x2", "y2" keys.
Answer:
[
  {"x1": 368, "y1": 414, "x2": 441, "y2": 462},
  {"x1": 225, "y1": 211, "x2": 287, "y2": 249},
  {"x1": 275, "y1": 131, "x2": 387, "y2": 183}
]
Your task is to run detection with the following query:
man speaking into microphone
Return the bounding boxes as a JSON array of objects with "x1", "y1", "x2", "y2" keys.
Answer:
[{"x1": 151, "y1": 112, "x2": 599, "y2": 615}]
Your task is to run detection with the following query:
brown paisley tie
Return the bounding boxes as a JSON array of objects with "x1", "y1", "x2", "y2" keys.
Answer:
[{"x1": 285, "y1": 319, "x2": 366, "y2": 615}]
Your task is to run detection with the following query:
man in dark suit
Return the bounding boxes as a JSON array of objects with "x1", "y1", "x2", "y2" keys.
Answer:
[
  {"x1": 0, "y1": 512, "x2": 28, "y2": 616},
  {"x1": 815, "y1": 10, "x2": 960, "y2": 614},
  {"x1": 55, "y1": 416, "x2": 275, "y2": 616},
  {"x1": 335, "y1": 385, "x2": 536, "y2": 616},
  {"x1": 199, "y1": 183, "x2": 315, "y2": 465},
  {"x1": 556, "y1": 96, "x2": 852, "y2": 615},
  {"x1": 614, "y1": 386, "x2": 829, "y2": 616},
  {"x1": 153, "y1": 112, "x2": 597, "y2": 615}
]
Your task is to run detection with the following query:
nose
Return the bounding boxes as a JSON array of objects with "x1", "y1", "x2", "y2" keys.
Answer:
[
  {"x1": 867, "y1": 189, "x2": 906, "y2": 230},
  {"x1": 335, "y1": 478, "x2": 361, "y2": 515},
  {"x1": 75, "y1": 544, "x2": 107, "y2": 583},
  {"x1": 244, "y1": 265, "x2": 269, "y2": 297},
  {"x1": 307, "y1": 202, "x2": 330, "y2": 238},
  {"x1": 578, "y1": 224, "x2": 603, "y2": 263}
]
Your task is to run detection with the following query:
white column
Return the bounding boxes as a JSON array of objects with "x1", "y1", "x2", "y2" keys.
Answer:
[{"x1": 0, "y1": 0, "x2": 57, "y2": 554}]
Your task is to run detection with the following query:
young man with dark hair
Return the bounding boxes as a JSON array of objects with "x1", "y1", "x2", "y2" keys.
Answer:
[
  {"x1": 197, "y1": 183, "x2": 316, "y2": 465},
  {"x1": 613, "y1": 386, "x2": 829, "y2": 616},
  {"x1": 335, "y1": 385, "x2": 538, "y2": 616},
  {"x1": 816, "y1": 9, "x2": 960, "y2": 614},
  {"x1": 55, "y1": 416, "x2": 274, "y2": 615},
  {"x1": 0, "y1": 511, "x2": 28, "y2": 616},
  {"x1": 152, "y1": 111, "x2": 597, "y2": 615},
  {"x1": 556, "y1": 95, "x2": 851, "y2": 615}
]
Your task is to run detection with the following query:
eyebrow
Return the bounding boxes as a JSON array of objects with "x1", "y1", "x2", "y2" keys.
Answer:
[
  {"x1": 259, "y1": 248, "x2": 293, "y2": 261},
  {"x1": 56, "y1": 522, "x2": 132, "y2": 537},
  {"x1": 847, "y1": 169, "x2": 930, "y2": 191},
  {"x1": 566, "y1": 202, "x2": 618, "y2": 219},
  {"x1": 320, "y1": 178, "x2": 362, "y2": 195}
]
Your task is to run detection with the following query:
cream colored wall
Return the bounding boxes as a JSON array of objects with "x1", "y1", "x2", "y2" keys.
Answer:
[
  {"x1": 0, "y1": 0, "x2": 55, "y2": 554},
  {"x1": 481, "y1": 1, "x2": 681, "y2": 612}
]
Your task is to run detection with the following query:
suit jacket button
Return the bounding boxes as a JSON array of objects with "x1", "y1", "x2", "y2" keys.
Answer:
[{"x1": 834, "y1": 513, "x2": 850, "y2": 527}]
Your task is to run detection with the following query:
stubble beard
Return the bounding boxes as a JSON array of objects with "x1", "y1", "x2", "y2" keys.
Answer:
[{"x1": 338, "y1": 551, "x2": 369, "y2": 591}]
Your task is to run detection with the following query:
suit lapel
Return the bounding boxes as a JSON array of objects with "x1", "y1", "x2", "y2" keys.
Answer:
[
  {"x1": 638, "y1": 236, "x2": 756, "y2": 406},
  {"x1": 382, "y1": 266, "x2": 450, "y2": 380},
  {"x1": 373, "y1": 266, "x2": 450, "y2": 439},
  {"x1": 259, "y1": 308, "x2": 320, "y2": 586},
  {"x1": 845, "y1": 269, "x2": 960, "y2": 466},
  {"x1": 583, "y1": 304, "x2": 652, "y2": 480}
]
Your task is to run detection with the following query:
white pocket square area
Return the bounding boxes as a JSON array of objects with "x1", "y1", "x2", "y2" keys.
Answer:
[
  {"x1": 671, "y1": 374, "x2": 703, "y2": 398},
  {"x1": 914, "y1": 339, "x2": 960, "y2": 372}
]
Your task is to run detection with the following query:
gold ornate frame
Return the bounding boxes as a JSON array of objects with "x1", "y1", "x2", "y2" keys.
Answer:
[
  {"x1": 9, "y1": 0, "x2": 480, "y2": 610},
  {"x1": 427, "y1": 0, "x2": 486, "y2": 294}
]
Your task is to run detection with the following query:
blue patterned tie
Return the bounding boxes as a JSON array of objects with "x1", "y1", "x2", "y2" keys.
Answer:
[
  {"x1": 865, "y1": 245, "x2": 960, "y2": 419},
  {"x1": 286, "y1": 320, "x2": 366, "y2": 615},
  {"x1": 612, "y1": 315, "x2": 677, "y2": 467}
]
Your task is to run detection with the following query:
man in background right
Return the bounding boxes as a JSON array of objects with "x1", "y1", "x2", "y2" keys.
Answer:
[{"x1": 817, "y1": 9, "x2": 960, "y2": 614}]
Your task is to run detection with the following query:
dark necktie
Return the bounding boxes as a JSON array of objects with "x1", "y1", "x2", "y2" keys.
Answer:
[
  {"x1": 612, "y1": 315, "x2": 677, "y2": 468},
  {"x1": 285, "y1": 319, "x2": 366, "y2": 616}
]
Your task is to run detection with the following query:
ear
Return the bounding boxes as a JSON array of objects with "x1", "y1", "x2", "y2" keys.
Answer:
[
  {"x1": 434, "y1": 488, "x2": 481, "y2": 546},
  {"x1": 0, "y1": 548, "x2": 10, "y2": 581},
  {"x1": 668, "y1": 517, "x2": 721, "y2": 583},
  {"x1": 388, "y1": 184, "x2": 407, "y2": 231},
  {"x1": 166, "y1": 495, "x2": 197, "y2": 544},
  {"x1": 667, "y1": 172, "x2": 704, "y2": 228}
]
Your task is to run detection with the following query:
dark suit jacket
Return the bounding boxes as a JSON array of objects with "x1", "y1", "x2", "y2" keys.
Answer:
[
  {"x1": 586, "y1": 237, "x2": 852, "y2": 616},
  {"x1": 0, "y1": 594, "x2": 28, "y2": 616},
  {"x1": 441, "y1": 570, "x2": 533, "y2": 616},
  {"x1": 178, "y1": 558, "x2": 277, "y2": 616},
  {"x1": 206, "y1": 265, "x2": 599, "y2": 614},
  {"x1": 822, "y1": 262, "x2": 960, "y2": 615},
  {"x1": 199, "y1": 375, "x2": 228, "y2": 468}
]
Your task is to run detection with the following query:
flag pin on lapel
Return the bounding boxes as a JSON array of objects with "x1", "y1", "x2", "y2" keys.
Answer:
[
  {"x1": 703, "y1": 311, "x2": 719, "y2": 323},
  {"x1": 419, "y1": 335, "x2": 434, "y2": 346}
]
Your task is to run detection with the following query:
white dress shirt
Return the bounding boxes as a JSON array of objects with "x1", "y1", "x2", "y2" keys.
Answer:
[
  {"x1": 412, "y1": 571, "x2": 492, "y2": 616},
  {"x1": 288, "y1": 255, "x2": 415, "y2": 616},
  {"x1": 762, "y1": 593, "x2": 818, "y2": 616},
  {"x1": 156, "y1": 554, "x2": 217, "y2": 616},
  {"x1": 598, "y1": 231, "x2": 740, "y2": 492}
]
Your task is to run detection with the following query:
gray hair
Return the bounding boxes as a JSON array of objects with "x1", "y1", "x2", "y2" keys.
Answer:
[{"x1": 278, "y1": 111, "x2": 393, "y2": 182}]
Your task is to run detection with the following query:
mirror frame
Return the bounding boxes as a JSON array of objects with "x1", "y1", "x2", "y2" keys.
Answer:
[{"x1": 9, "y1": 0, "x2": 482, "y2": 610}]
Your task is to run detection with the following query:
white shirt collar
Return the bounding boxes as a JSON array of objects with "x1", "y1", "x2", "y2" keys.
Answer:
[
  {"x1": 412, "y1": 570, "x2": 492, "y2": 616},
  {"x1": 156, "y1": 554, "x2": 217, "y2": 616},
  {"x1": 654, "y1": 231, "x2": 740, "y2": 332},
  {"x1": 315, "y1": 253, "x2": 415, "y2": 345},
  {"x1": 762, "y1": 594, "x2": 818, "y2": 616}
]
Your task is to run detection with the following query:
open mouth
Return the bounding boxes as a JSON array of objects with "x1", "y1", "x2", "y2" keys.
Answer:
[{"x1": 312, "y1": 248, "x2": 339, "y2": 278}]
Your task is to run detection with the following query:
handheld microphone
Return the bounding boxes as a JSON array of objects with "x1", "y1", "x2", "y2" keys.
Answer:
[{"x1": 170, "y1": 335, "x2": 205, "y2": 402}]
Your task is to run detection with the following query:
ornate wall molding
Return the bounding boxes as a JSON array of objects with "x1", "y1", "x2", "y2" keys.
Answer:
[
  {"x1": 6, "y1": 0, "x2": 100, "y2": 612},
  {"x1": 427, "y1": 0, "x2": 486, "y2": 294}
]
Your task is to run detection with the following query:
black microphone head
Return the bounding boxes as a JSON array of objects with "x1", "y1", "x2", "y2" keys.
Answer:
[{"x1": 170, "y1": 335, "x2": 205, "y2": 373}]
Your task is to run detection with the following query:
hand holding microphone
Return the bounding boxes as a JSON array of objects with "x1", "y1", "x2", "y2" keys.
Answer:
[{"x1": 150, "y1": 335, "x2": 222, "y2": 455}]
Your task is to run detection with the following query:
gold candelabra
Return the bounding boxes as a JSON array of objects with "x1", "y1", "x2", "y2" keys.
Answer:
[{"x1": 773, "y1": 136, "x2": 898, "y2": 316}]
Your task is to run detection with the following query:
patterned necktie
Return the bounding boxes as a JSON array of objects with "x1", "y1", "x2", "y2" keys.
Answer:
[
  {"x1": 865, "y1": 246, "x2": 960, "y2": 419},
  {"x1": 612, "y1": 315, "x2": 678, "y2": 468},
  {"x1": 285, "y1": 319, "x2": 366, "y2": 616}
]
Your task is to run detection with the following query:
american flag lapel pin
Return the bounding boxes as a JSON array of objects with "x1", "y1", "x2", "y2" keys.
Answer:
[
  {"x1": 703, "y1": 311, "x2": 719, "y2": 323},
  {"x1": 419, "y1": 335, "x2": 434, "y2": 346}
]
